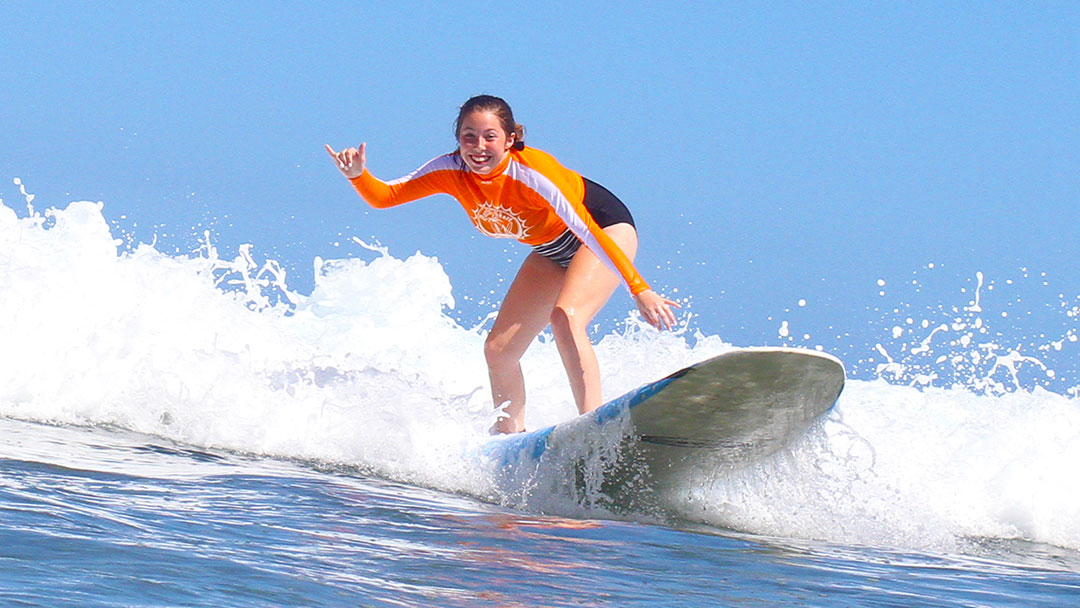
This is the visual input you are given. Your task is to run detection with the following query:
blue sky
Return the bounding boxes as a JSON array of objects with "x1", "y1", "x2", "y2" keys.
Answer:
[{"x1": 3, "y1": 1, "x2": 1078, "y2": 376}]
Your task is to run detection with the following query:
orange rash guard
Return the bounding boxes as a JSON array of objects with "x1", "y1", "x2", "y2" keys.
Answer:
[{"x1": 349, "y1": 146, "x2": 651, "y2": 295}]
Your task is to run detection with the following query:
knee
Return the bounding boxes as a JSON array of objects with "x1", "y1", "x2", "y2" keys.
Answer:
[
  {"x1": 484, "y1": 332, "x2": 515, "y2": 368},
  {"x1": 549, "y1": 304, "x2": 582, "y2": 341}
]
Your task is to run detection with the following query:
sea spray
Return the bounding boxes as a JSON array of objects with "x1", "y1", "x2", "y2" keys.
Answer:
[
  {"x1": 2, "y1": 192, "x2": 1079, "y2": 556},
  {"x1": 859, "y1": 265, "x2": 1079, "y2": 395}
]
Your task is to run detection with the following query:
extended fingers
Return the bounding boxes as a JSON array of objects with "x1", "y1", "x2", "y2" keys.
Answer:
[
  {"x1": 657, "y1": 304, "x2": 677, "y2": 330},
  {"x1": 325, "y1": 144, "x2": 365, "y2": 177},
  {"x1": 325, "y1": 144, "x2": 348, "y2": 169},
  {"x1": 637, "y1": 291, "x2": 681, "y2": 330},
  {"x1": 660, "y1": 297, "x2": 680, "y2": 328},
  {"x1": 326, "y1": 144, "x2": 349, "y2": 166},
  {"x1": 653, "y1": 305, "x2": 676, "y2": 330}
]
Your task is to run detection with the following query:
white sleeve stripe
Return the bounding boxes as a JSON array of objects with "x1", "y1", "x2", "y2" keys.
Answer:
[
  {"x1": 505, "y1": 160, "x2": 627, "y2": 288},
  {"x1": 385, "y1": 154, "x2": 459, "y2": 187}
]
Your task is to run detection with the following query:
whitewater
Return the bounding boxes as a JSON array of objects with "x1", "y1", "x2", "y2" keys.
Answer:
[{"x1": 2, "y1": 188, "x2": 1079, "y2": 606}]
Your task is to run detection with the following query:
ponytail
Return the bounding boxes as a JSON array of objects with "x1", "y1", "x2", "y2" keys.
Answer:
[{"x1": 512, "y1": 123, "x2": 526, "y2": 150}]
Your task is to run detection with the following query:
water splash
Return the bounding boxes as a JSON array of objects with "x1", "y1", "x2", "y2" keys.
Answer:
[
  {"x1": 2, "y1": 188, "x2": 1079, "y2": 556},
  {"x1": 862, "y1": 266, "x2": 1078, "y2": 395}
]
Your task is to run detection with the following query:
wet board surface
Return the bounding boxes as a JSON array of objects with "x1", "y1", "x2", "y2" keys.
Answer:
[{"x1": 477, "y1": 347, "x2": 845, "y2": 508}]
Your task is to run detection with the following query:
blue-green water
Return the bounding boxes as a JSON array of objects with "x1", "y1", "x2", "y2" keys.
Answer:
[{"x1": 2, "y1": 418, "x2": 1077, "y2": 607}]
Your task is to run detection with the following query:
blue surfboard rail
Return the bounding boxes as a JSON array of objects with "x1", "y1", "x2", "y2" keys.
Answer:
[
  {"x1": 478, "y1": 371, "x2": 683, "y2": 466},
  {"x1": 476, "y1": 348, "x2": 845, "y2": 481}
]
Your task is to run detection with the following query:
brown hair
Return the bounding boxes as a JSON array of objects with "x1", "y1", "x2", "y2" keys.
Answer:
[{"x1": 454, "y1": 94, "x2": 526, "y2": 151}]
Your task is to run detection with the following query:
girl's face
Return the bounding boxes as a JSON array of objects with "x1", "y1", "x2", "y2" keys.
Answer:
[{"x1": 457, "y1": 110, "x2": 515, "y2": 174}]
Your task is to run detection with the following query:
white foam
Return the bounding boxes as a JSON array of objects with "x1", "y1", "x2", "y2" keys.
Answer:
[
  {"x1": 1, "y1": 194, "x2": 1078, "y2": 554},
  {"x1": 685, "y1": 381, "x2": 1080, "y2": 552}
]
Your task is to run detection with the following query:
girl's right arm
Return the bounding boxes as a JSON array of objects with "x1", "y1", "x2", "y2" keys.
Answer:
[
  {"x1": 327, "y1": 147, "x2": 460, "y2": 210},
  {"x1": 327, "y1": 141, "x2": 410, "y2": 209}
]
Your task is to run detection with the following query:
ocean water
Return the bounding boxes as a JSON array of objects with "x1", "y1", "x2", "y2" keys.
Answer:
[{"x1": 2, "y1": 193, "x2": 1079, "y2": 606}]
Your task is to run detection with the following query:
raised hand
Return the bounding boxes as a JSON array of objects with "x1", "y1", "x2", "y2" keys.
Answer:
[{"x1": 325, "y1": 143, "x2": 366, "y2": 179}]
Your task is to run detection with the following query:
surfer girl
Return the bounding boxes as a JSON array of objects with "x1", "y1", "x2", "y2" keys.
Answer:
[{"x1": 326, "y1": 94, "x2": 679, "y2": 433}]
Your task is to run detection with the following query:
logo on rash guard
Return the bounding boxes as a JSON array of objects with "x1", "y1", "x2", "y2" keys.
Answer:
[{"x1": 471, "y1": 201, "x2": 528, "y2": 239}]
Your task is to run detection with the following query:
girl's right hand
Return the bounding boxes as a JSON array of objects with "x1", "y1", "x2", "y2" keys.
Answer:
[{"x1": 325, "y1": 143, "x2": 366, "y2": 179}]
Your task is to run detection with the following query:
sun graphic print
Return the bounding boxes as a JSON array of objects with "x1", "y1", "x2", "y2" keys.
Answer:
[{"x1": 470, "y1": 200, "x2": 529, "y2": 240}]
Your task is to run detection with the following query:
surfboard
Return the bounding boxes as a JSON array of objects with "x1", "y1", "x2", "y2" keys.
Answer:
[{"x1": 476, "y1": 347, "x2": 845, "y2": 511}]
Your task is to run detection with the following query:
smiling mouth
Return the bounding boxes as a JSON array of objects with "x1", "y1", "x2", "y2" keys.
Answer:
[{"x1": 468, "y1": 153, "x2": 491, "y2": 165}]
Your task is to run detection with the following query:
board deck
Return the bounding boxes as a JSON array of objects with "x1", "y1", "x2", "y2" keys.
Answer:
[{"x1": 476, "y1": 347, "x2": 845, "y2": 509}]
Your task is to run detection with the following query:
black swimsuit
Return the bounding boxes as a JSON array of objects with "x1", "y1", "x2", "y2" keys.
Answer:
[{"x1": 531, "y1": 177, "x2": 635, "y2": 267}]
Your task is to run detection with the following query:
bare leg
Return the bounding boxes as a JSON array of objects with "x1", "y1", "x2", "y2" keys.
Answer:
[
  {"x1": 549, "y1": 224, "x2": 638, "y2": 414},
  {"x1": 484, "y1": 252, "x2": 565, "y2": 433}
]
